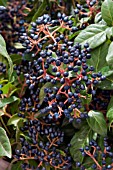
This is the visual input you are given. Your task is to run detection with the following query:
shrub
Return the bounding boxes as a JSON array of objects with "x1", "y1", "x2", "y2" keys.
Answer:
[{"x1": 0, "y1": 0, "x2": 113, "y2": 170}]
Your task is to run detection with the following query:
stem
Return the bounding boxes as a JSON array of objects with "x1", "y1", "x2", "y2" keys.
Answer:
[
  {"x1": 42, "y1": 59, "x2": 46, "y2": 77},
  {"x1": 57, "y1": 84, "x2": 65, "y2": 94},
  {"x1": 7, "y1": 159, "x2": 17, "y2": 170},
  {"x1": 84, "y1": 150, "x2": 102, "y2": 169},
  {"x1": 0, "y1": 109, "x2": 11, "y2": 118},
  {"x1": 60, "y1": 91, "x2": 68, "y2": 98},
  {"x1": 19, "y1": 82, "x2": 27, "y2": 98},
  {"x1": 0, "y1": 117, "x2": 10, "y2": 135},
  {"x1": 51, "y1": 25, "x2": 63, "y2": 35},
  {"x1": 20, "y1": 157, "x2": 35, "y2": 160},
  {"x1": 72, "y1": 0, "x2": 76, "y2": 8},
  {"x1": 5, "y1": 112, "x2": 11, "y2": 118},
  {"x1": 46, "y1": 27, "x2": 56, "y2": 43}
]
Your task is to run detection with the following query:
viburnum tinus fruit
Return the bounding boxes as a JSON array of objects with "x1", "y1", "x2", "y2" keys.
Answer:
[
  {"x1": 14, "y1": 118, "x2": 72, "y2": 169},
  {"x1": 74, "y1": 1, "x2": 97, "y2": 17},
  {"x1": 0, "y1": 1, "x2": 110, "y2": 170},
  {"x1": 0, "y1": 0, "x2": 33, "y2": 53},
  {"x1": 89, "y1": 89, "x2": 111, "y2": 113},
  {"x1": 14, "y1": 13, "x2": 106, "y2": 122},
  {"x1": 77, "y1": 137, "x2": 113, "y2": 169}
]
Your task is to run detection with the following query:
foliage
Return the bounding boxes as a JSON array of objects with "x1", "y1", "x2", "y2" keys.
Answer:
[{"x1": 0, "y1": 0, "x2": 113, "y2": 170}]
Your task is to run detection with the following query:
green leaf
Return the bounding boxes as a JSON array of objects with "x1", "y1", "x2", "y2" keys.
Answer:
[
  {"x1": 87, "y1": 42, "x2": 109, "y2": 72},
  {"x1": 57, "y1": 149, "x2": 66, "y2": 156},
  {"x1": 0, "y1": 35, "x2": 13, "y2": 80},
  {"x1": 80, "y1": 17, "x2": 90, "y2": 24},
  {"x1": 39, "y1": 82, "x2": 54, "y2": 104},
  {"x1": 107, "y1": 96, "x2": 113, "y2": 110},
  {"x1": 106, "y1": 157, "x2": 113, "y2": 165},
  {"x1": 25, "y1": 0, "x2": 41, "y2": 22},
  {"x1": 45, "y1": 166, "x2": 50, "y2": 170},
  {"x1": 0, "y1": 79, "x2": 8, "y2": 84},
  {"x1": 0, "y1": 34, "x2": 6, "y2": 47},
  {"x1": 0, "y1": 0, "x2": 7, "y2": 6},
  {"x1": 28, "y1": 160, "x2": 38, "y2": 169},
  {"x1": 100, "y1": 66, "x2": 113, "y2": 77},
  {"x1": 107, "y1": 107, "x2": 113, "y2": 121},
  {"x1": 83, "y1": 157, "x2": 94, "y2": 169},
  {"x1": 95, "y1": 12, "x2": 102, "y2": 23},
  {"x1": 32, "y1": 0, "x2": 50, "y2": 22},
  {"x1": 69, "y1": 30, "x2": 81, "y2": 40},
  {"x1": 22, "y1": 53, "x2": 33, "y2": 61},
  {"x1": 95, "y1": 12, "x2": 107, "y2": 25},
  {"x1": 9, "y1": 88, "x2": 20, "y2": 96},
  {"x1": 97, "y1": 136, "x2": 105, "y2": 151},
  {"x1": 106, "y1": 42, "x2": 113, "y2": 65},
  {"x1": 70, "y1": 124, "x2": 93, "y2": 162},
  {"x1": 1, "y1": 82, "x2": 15, "y2": 95},
  {"x1": 14, "y1": 43, "x2": 25, "y2": 49},
  {"x1": 72, "y1": 120, "x2": 88, "y2": 129},
  {"x1": 10, "y1": 54, "x2": 22, "y2": 64},
  {"x1": 11, "y1": 161, "x2": 23, "y2": 170},
  {"x1": 105, "y1": 27, "x2": 113, "y2": 39},
  {"x1": 0, "y1": 109, "x2": 4, "y2": 116},
  {"x1": 81, "y1": 94, "x2": 92, "y2": 105},
  {"x1": 74, "y1": 24, "x2": 107, "y2": 49},
  {"x1": 87, "y1": 110, "x2": 107, "y2": 136},
  {"x1": 0, "y1": 127, "x2": 12, "y2": 158},
  {"x1": 101, "y1": 0, "x2": 113, "y2": 26},
  {"x1": 51, "y1": 50, "x2": 57, "y2": 58},
  {"x1": 108, "y1": 120, "x2": 113, "y2": 129},
  {"x1": 10, "y1": 100, "x2": 20, "y2": 115},
  {"x1": 98, "y1": 74, "x2": 113, "y2": 89},
  {"x1": 7, "y1": 114, "x2": 26, "y2": 126},
  {"x1": 71, "y1": 165, "x2": 79, "y2": 170},
  {"x1": 16, "y1": 119, "x2": 24, "y2": 142},
  {"x1": 0, "y1": 96, "x2": 19, "y2": 108}
]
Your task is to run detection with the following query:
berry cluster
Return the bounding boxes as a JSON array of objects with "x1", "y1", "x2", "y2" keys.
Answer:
[
  {"x1": 14, "y1": 13, "x2": 105, "y2": 121},
  {"x1": 0, "y1": 0, "x2": 32, "y2": 53},
  {"x1": 74, "y1": 0, "x2": 97, "y2": 18},
  {"x1": 0, "y1": 6, "x2": 6, "y2": 13},
  {"x1": 15, "y1": 118, "x2": 72, "y2": 170},
  {"x1": 87, "y1": 0, "x2": 97, "y2": 7},
  {"x1": 76, "y1": 137, "x2": 113, "y2": 170},
  {"x1": 89, "y1": 89, "x2": 111, "y2": 114},
  {"x1": 19, "y1": 13, "x2": 78, "y2": 55}
]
